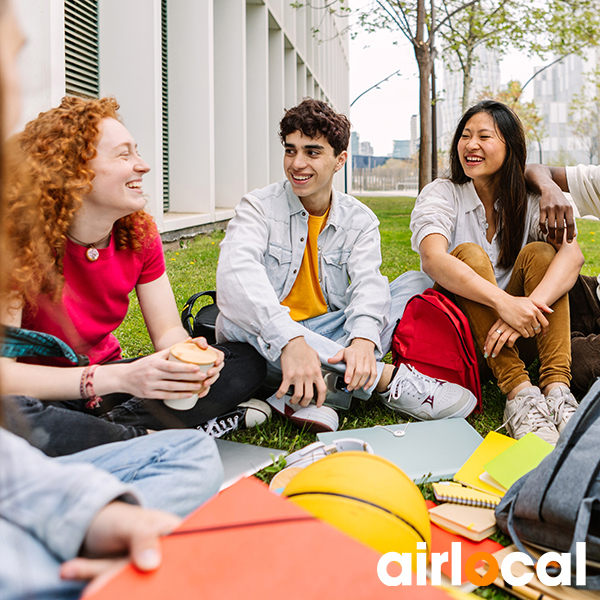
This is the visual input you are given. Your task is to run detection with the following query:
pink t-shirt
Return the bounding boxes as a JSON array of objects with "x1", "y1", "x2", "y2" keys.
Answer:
[{"x1": 21, "y1": 228, "x2": 165, "y2": 366}]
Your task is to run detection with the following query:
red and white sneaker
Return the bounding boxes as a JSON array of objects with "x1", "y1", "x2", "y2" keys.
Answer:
[
  {"x1": 381, "y1": 363, "x2": 477, "y2": 420},
  {"x1": 265, "y1": 393, "x2": 339, "y2": 433}
]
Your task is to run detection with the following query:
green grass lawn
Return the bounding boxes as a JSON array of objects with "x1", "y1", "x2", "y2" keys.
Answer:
[
  {"x1": 115, "y1": 196, "x2": 599, "y2": 599},
  {"x1": 118, "y1": 195, "x2": 600, "y2": 444}
]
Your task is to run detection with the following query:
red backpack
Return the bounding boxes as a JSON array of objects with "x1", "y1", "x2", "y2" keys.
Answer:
[{"x1": 391, "y1": 288, "x2": 482, "y2": 411}]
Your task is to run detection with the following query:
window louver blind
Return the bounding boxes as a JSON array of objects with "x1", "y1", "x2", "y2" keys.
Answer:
[
  {"x1": 161, "y1": 0, "x2": 170, "y2": 211},
  {"x1": 65, "y1": 0, "x2": 99, "y2": 98}
]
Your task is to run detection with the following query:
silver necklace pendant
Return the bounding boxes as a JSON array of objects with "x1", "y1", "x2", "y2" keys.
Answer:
[{"x1": 86, "y1": 246, "x2": 100, "y2": 262}]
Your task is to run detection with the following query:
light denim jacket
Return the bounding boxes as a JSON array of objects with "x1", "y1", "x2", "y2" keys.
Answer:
[
  {"x1": 216, "y1": 180, "x2": 390, "y2": 362},
  {"x1": 0, "y1": 427, "x2": 139, "y2": 562}
]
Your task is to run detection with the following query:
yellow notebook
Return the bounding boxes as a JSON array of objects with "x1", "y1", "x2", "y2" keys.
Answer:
[
  {"x1": 453, "y1": 431, "x2": 516, "y2": 497},
  {"x1": 432, "y1": 482, "x2": 500, "y2": 508}
]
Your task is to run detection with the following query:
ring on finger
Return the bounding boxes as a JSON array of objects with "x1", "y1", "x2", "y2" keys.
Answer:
[
  {"x1": 495, "y1": 329, "x2": 502, "y2": 335},
  {"x1": 533, "y1": 324, "x2": 541, "y2": 331}
]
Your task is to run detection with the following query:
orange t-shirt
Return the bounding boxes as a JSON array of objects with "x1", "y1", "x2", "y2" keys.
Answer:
[{"x1": 281, "y1": 209, "x2": 329, "y2": 321}]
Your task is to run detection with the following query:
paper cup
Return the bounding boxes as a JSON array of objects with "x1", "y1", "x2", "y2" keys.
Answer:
[{"x1": 164, "y1": 342, "x2": 217, "y2": 410}]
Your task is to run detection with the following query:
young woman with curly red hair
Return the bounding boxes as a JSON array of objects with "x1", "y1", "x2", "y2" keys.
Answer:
[{"x1": 1, "y1": 96, "x2": 267, "y2": 456}]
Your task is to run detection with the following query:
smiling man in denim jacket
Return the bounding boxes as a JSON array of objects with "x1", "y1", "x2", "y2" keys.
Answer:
[{"x1": 216, "y1": 99, "x2": 476, "y2": 431}]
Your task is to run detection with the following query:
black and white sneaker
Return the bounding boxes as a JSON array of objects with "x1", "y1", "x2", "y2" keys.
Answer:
[{"x1": 198, "y1": 399, "x2": 271, "y2": 438}]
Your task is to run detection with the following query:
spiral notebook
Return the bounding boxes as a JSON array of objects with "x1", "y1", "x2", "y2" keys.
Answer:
[
  {"x1": 428, "y1": 502, "x2": 497, "y2": 542},
  {"x1": 431, "y1": 482, "x2": 500, "y2": 508}
]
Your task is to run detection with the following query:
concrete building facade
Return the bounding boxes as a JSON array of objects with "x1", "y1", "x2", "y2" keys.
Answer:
[
  {"x1": 532, "y1": 52, "x2": 598, "y2": 165},
  {"x1": 359, "y1": 141, "x2": 374, "y2": 156},
  {"x1": 350, "y1": 131, "x2": 360, "y2": 156},
  {"x1": 392, "y1": 139, "x2": 410, "y2": 159},
  {"x1": 15, "y1": 0, "x2": 350, "y2": 240},
  {"x1": 410, "y1": 114, "x2": 420, "y2": 156}
]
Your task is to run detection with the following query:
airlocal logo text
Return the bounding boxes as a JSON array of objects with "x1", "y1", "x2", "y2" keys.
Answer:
[{"x1": 377, "y1": 542, "x2": 587, "y2": 587}]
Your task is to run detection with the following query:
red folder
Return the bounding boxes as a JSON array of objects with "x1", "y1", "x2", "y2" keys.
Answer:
[
  {"x1": 426, "y1": 500, "x2": 503, "y2": 585},
  {"x1": 88, "y1": 477, "x2": 457, "y2": 599}
]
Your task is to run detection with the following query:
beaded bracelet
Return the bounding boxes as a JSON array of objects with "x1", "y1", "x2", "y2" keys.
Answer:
[{"x1": 80, "y1": 364, "x2": 103, "y2": 409}]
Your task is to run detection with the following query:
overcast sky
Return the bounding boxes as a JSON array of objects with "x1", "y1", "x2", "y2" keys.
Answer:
[{"x1": 348, "y1": 13, "x2": 546, "y2": 156}]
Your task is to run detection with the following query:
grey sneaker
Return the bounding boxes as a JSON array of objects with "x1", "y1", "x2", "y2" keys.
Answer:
[
  {"x1": 503, "y1": 386, "x2": 559, "y2": 445},
  {"x1": 545, "y1": 385, "x2": 579, "y2": 434},
  {"x1": 380, "y1": 363, "x2": 477, "y2": 420}
]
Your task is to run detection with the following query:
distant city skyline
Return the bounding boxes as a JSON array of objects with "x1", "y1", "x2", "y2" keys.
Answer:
[{"x1": 348, "y1": 20, "x2": 545, "y2": 157}]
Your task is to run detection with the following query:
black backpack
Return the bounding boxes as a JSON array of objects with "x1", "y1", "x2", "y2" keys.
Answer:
[
  {"x1": 496, "y1": 378, "x2": 600, "y2": 587},
  {"x1": 180, "y1": 291, "x2": 220, "y2": 345}
]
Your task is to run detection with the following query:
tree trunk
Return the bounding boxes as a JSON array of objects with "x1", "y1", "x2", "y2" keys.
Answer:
[
  {"x1": 431, "y1": 0, "x2": 437, "y2": 180},
  {"x1": 461, "y1": 53, "x2": 473, "y2": 113},
  {"x1": 416, "y1": 48, "x2": 432, "y2": 190},
  {"x1": 432, "y1": 58, "x2": 438, "y2": 180},
  {"x1": 416, "y1": 0, "x2": 432, "y2": 190},
  {"x1": 461, "y1": 8, "x2": 477, "y2": 113}
]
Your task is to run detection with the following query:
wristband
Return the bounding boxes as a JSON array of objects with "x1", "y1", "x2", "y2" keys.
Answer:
[{"x1": 80, "y1": 364, "x2": 103, "y2": 409}]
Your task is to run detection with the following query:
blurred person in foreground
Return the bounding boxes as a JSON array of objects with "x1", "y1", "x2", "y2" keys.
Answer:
[{"x1": 0, "y1": 1, "x2": 222, "y2": 597}]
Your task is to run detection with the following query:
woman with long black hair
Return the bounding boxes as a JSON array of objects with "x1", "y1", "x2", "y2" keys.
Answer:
[{"x1": 411, "y1": 100, "x2": 584, "y2": 444}]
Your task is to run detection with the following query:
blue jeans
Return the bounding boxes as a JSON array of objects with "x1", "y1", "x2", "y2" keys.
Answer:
[
  {"x1": 219, "y1": 271, "x2": 433, "y2": 399},
  {"x1": 57, "y1": 429, "x2": 224, "y2": 517},
  {"x1": 0, "y1": 430, "x2": 223, "y2": 600}
]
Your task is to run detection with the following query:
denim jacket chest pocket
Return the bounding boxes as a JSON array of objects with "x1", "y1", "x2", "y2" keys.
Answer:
[
  {"x1": 266, "y1": 241, "x2": 293, "y2": 295},
  {"x1": 321, "y1": 248, "x2": 351, "y2": 308}
]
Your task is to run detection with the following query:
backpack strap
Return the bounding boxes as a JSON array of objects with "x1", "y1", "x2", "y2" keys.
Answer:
[
  {"x1": 505, "y1": 491, "x2": 537, "y2": 559},
  {"x1": 570, "y1": 498, "x2": 600, "y2": 587},
  {"x1": 507, "y1": 494, "x2": 600, "y2": 587},
  {"x1": 541, "y1": 412, "x2": 600, "y2": 522},
  {"x1": 501, "y1": 381, "x2": 600, "y2": 585},
  {"x1": 511, "y1": 379, "x2": 600, "y2": 522},
  {"x1": 181, "y1": 291, "x2": 217, "y2": 336},
  {"x1": 0, "y1": 326, "x2": 88, "y2": 366}
]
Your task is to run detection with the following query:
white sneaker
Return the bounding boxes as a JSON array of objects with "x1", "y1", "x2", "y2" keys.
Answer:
[
  {"x1": 380, "y1": 363, "x2": 477, "y2": 420},
  {"x1": 237, "y1": 399, "x2": 272, "y2": 427},
  {"x1": 198, "y1": 399, "x2": 271, "y2": 438},
  {"x1": 503, "y1": 386, "x2": 559, "y2": 445},
  {"x1": 545, "y1": 385, "x2": 579, "y2": 434},
  {"x1": 266, "y1": 393, "x2": 339, "y2": 433}
]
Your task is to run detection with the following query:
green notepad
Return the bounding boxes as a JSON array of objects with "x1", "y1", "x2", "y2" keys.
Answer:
[
  {"x1": 482, "y1": 432, "x2": 553, "y2": 491},
  {"x1": 317, "y1": 418, "x2": 483, "y2": 483},
  {"x1": 453, "y1": 431, "x2": 516, "y2": 497}
]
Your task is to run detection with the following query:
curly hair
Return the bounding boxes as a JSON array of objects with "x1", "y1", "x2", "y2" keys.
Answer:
[
  {"x1": 4, "y1": 96, "x2": 157, "y2": 308},
  {"x1": 279, "y1": 98, "x2": 351, "y2": 156}
]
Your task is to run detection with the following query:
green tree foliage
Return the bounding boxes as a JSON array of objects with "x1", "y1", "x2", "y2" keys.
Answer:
[
  {"x1": 476, "y1": 80, "x2": 545, "y2": 149},
  {"x1": 296, "y1": 0, "x2": 600, "y2": 186},
  {"x1": 352, "y1": 0, "x2": 482, "y2": 189},
  {"x1": 439, "y1": 0, "x2": 600, "y2": 113},
  {"x1": 439, "y1": 0, "x2": 521, "y2": 113}
]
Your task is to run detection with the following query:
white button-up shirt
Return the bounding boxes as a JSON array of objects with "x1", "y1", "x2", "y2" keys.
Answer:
[
  {"x1": 410, "y1": 178, "x2": 545, "y2": 290},
  {"x1": 567, "y1": 164, "x2": 600, "y2": 219}
]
